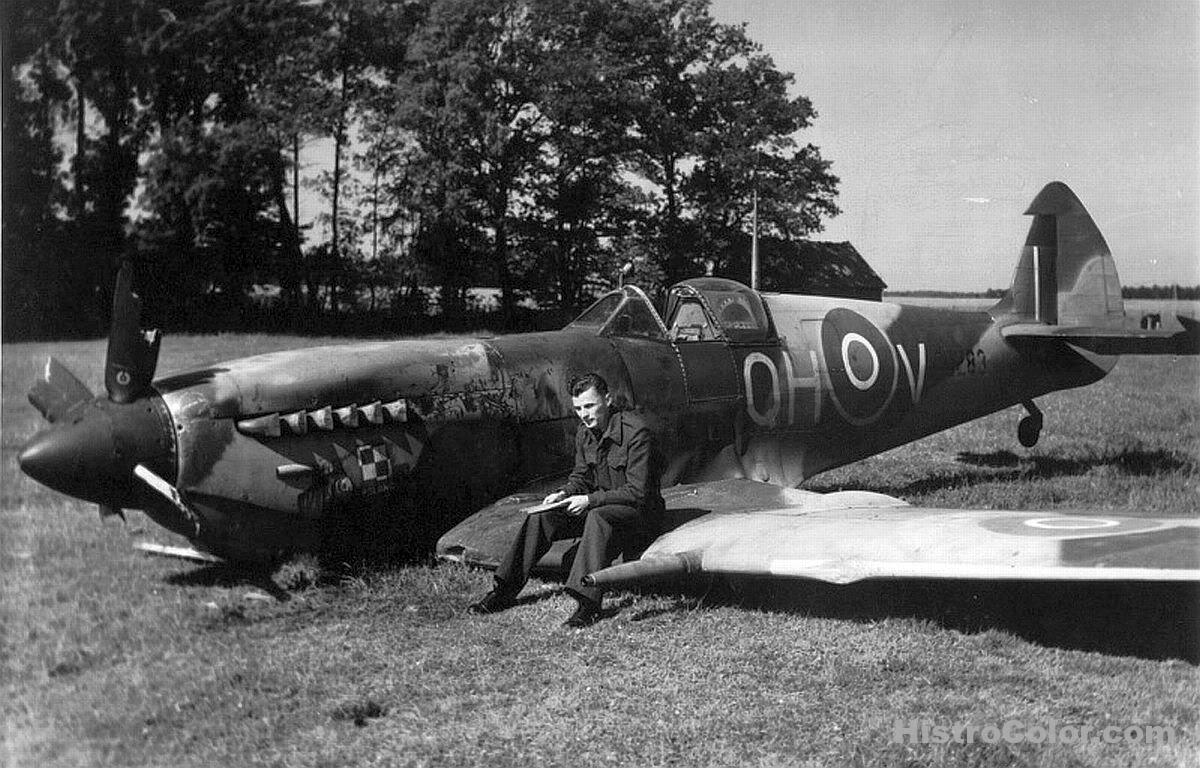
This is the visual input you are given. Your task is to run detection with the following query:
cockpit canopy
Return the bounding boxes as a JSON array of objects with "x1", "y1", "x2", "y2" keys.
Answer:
[
  {"x1": 568, "y1": 278, "x2": 774, "y2": 344},
  {"x1": 664, "y1": 278, "x2": 774, "y2": 344}
]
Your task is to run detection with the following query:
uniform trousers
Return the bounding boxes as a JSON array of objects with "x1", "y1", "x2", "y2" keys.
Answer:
[{"x1": 494, "y1": 503, "x2": 650, "y2": 605}]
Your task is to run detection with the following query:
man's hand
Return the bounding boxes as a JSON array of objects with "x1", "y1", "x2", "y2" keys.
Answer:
[
  {"x1": 564, "y1": 495, "x2": 590, "y2": 516},
  {"x1": 542, "y1": 490, "x2": 566, "y2": 505}
]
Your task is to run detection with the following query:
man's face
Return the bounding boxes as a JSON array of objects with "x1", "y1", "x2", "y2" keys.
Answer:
[{"x1": 572, "y1": 386, "x2": 612, "y2": 432}]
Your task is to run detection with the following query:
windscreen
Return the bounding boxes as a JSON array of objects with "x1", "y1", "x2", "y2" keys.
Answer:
[
  {"x1": 604, "y1": 297, "x2": 666, "y2": 340},
  {"x1": 570, "y1": 292, "x2": 623, "y2": 328}
]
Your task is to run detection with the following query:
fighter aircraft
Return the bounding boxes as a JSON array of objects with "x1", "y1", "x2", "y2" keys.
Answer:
[{"x1": 17, "y1": 182, "x2": 1200, "y2": 585}]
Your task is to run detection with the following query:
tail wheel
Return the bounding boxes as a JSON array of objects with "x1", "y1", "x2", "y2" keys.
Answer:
[{"x1": 1018, "y1": 415, "x2": 1042, "y2": 447}]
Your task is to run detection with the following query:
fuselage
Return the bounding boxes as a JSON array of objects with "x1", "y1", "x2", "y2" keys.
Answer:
[{"x1": 135, "y1": 279, "x2": 1114, "y2": 560}]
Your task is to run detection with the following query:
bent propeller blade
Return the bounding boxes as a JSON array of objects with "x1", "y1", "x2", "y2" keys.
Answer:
[
  {"x1": 105, "y1": 262, "x2": 161, "y2": 404},
  {"x1": 28, "y1": 357, "x2": 94, "y2": 423},
  {"x1": 133, "y1": 464, "x2": 202, "y2": 537}
]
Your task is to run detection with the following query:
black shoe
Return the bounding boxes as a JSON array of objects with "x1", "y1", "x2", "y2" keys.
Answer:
[
  {"x1": 563, "y1": 600, "x2": 603, "y2": 628},
  {"x1": 468, "y1": 589, "x2": 515, "y2": 615}
]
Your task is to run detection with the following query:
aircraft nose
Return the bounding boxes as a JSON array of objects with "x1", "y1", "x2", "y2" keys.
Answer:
[
  {"x1": 19, "y1": 411, "x2": 123, "y2": 504},
  {"x1": 18, "y1": 396, "x2": 175, "y2": 506}
]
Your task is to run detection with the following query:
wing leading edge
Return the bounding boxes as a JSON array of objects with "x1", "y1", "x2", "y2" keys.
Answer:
[{"x1": 585, "y1": 492, "x2": 1200, "y2": 588}]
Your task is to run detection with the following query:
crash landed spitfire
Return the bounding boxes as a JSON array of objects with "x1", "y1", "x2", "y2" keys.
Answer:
[{"x1": 18, "y1": 182, "x2": 1200, "y2": 584}]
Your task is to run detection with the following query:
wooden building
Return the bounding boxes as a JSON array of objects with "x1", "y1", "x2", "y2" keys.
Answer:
[{"x1": 716, "y1": 235, "x2": 888, "y2": 302}]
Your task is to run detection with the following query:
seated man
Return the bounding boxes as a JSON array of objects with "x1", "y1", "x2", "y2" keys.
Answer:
[{"x1": 468, "y1": 372, "x2": 665, "y2": 627}]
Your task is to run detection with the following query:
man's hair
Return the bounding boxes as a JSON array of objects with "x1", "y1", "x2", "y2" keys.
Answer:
[{"x1": 569, "y1": 372, "x2": 609, "y2": 398}]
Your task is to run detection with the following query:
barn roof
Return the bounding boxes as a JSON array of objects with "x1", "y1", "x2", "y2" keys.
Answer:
[{"x1": 716, "y1": 235, "x2": 888, "y2": 298}]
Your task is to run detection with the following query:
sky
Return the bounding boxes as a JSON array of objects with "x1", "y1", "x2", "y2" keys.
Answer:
[{"x1": 708, "y1": 0, "x2": 1199, "y2": 291}]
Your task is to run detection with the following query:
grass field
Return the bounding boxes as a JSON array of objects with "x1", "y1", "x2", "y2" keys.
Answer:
[{"x1": 2, "y1": 323, "x2": 1198, "y2": 767}]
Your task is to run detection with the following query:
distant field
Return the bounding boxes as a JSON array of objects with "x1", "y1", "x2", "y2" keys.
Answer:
[{"x1": 2, "y1": 334, "x2": 1198, "y2": 767}]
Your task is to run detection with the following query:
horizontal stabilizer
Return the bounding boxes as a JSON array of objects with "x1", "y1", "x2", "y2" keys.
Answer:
[
  {"x1": 587, "y1": 505, "x2": 1200, "y2": 587},
  {"x1": 1002, "y1": 315, "x2": 1199, "y2": 355}
]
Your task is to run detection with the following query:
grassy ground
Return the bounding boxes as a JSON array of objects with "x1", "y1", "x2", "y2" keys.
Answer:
[{"x1": 2, "y1": 327, "x2": 1198, "y2": 767}]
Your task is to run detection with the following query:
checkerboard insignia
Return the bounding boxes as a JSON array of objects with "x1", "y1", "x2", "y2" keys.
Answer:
[{"x1": 356, "y1": 443, "x2": 391, "y2": 483}]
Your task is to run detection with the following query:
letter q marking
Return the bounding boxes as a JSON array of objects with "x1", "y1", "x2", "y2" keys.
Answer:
[{"x1": 743, "y1": 352, "x2": 780, "y2": 427}]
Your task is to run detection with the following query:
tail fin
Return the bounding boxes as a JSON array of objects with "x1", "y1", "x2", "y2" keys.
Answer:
[
  {"x1": 994, "y1": 182, "x2": 1124, "y2": 328},
  {"x1": 997, "y1": 182, "x2": 1199, "y2": 355}
]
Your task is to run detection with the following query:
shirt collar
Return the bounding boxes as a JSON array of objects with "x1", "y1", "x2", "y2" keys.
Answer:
[
  {"x1": 586, "y1": 410, "x2": 625, "y2": 446},
  {"x1": 600, "y1": 411, "x2": 625, "y2": 445}
]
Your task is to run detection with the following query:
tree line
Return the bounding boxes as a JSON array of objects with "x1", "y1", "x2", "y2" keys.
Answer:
[
  {"x1": 889, "y1": 287, "x2": 1200, "y2": 300},
  {"x1": 1122, "y1": 285, "x2": 1200, "y2": 301},
  {"x1": 1, "y1": 0, "x2": 840, "y2": 339}
]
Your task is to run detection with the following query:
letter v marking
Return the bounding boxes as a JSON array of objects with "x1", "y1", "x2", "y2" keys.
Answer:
[{"x1": 896, "y1": 343, "x2": 926, "y2": 404}]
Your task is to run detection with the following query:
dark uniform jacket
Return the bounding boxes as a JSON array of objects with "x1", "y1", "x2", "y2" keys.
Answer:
[{"x1": 560, "y1": 409, "x2": 665, "y2": 527}]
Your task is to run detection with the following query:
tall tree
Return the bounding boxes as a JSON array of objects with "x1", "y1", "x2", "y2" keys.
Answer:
[
  {"x1": 684, "y1": 38, "x2": 840, "y2": 274},
  {"x1": 5, "y1": 0, "x2": 840, "y2": 336},
  {"x1": 397, "y1": 0, "x2": 560, "y2": 317},
  {"x1": 1, "y1": 0, "x2": 81, "y2": 337},
  {"x1": 134, "y1": 0, "x2": 338, "y2": 318},
  {"x1": 305, "y1": 0, "x2": 419, "y2": 312},
  {"x1": 44, "y1": 0, "x2": 168, "y2": 323},
  {"x1": 515, "y1": 0, "x2": 654, "y2": 310},
  {"x1": 620, "y1": 0, "x2": 839, "y2": 284}
]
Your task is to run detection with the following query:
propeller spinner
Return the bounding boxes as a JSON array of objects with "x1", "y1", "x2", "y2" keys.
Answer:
[{"x1": 18, "y1": 263, "x2": 177, "y2": 514}]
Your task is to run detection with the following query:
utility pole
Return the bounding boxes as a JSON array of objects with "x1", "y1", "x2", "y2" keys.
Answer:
[{"x1": 750, "y1": 189, "x2": 760, "y2": 291}]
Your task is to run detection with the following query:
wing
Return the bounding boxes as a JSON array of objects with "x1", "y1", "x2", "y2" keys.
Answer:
[
  {"x1": 583, "y1": 479, "x2": 1200, "y2": 588},
  {"x1": 436, "y1": 477, "x2": 573, "y2": 569},
  {"x1": 434, "y1": 476, "x2": 880, "y2": 570}
]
